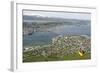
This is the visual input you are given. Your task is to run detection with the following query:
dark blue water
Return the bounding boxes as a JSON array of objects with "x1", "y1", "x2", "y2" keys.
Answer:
[
  {"x1": 50, "y1": 24, "x2": 90, "y2": 36},
  {"x1": 23, "y1": 31, "x2": 58, "y2": 46},
  {"x1": 23, "y1": 24, "x2": 91, "y2": 46}
]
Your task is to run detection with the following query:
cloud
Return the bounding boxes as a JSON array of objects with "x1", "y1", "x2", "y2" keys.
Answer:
[{"x1": 23, "y1": 10, "x2": 91, "y2": 20}]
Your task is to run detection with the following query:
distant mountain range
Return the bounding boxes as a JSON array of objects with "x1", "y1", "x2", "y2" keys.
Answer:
[
  {"x1": 23, "y1": 15, "x2": 90, "y2": 21},
  {"x1": 23, "y1": 15, "x2": 90, "y2": 25}
]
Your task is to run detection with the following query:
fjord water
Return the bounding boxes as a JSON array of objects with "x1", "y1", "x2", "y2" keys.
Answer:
[{"x1": 23, "y1": 23, "x2": 90, "y2": 46}]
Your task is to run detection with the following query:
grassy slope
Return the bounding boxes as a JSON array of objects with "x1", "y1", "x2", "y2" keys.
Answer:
[{"x1": 23, "y1": 51, "x2": 91, "y2": 62}]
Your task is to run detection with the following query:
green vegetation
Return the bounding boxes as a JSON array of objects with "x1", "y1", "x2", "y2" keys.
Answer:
[{"x1": 23, "y1": 51, "x2": 90, "y2": 62}]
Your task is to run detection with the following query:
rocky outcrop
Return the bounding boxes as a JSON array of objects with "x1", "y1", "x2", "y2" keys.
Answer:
[{"x1": 23, "y1": 35, "x2": 91, "y2": 58}]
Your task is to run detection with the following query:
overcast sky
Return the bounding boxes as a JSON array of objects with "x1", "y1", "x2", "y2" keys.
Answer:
[{"x1": 23, "y1": 10, "x2": 91, "y2": 20}]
